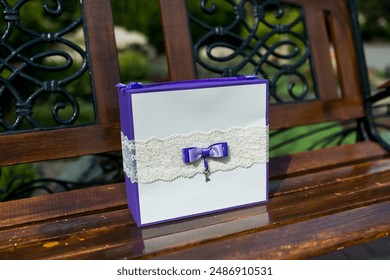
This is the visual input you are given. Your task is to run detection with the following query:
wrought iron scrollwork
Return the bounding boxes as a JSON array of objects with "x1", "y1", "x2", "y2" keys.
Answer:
[
  {"x1": 189, "y1": 0, "x2": 317, "y2": 103},
  {"x1": 364, "y1": 85, "x2": 390, "y2": 151},
  {"x1": 43, "y1": 0, "x2": 64, "y2": 16},
  {"x1": 0, "y1": 0, "x2": 93, "y2": 133}
]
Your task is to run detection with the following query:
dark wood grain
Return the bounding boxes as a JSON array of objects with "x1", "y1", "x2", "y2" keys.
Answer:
[
  {"x1": 159, "y1": 0, "x2": 196, "y2": 81},
  {"x1": 304, "y1": 4, "x2": 339, "y2": 101},
  {"x1": 1, "y1": 156, "x2": 389, "y2": 259},
  {"x1": 1, "y1": 142, "x2": 385, "y2": 228},
  {"x1": 0, "y1": 209, "x2": 133, "y2": 251},
  {"x1": 150, "y1": 202, "x2": 390, "y2": 260},
  {"x1": 0, "y1": 123, "x2": 121, "y2": 166},
  {"x1": 270, "y1": 141, "x2": 388, "y2": 179},
  {"x1": 0, "y1": 183, "x2": 127, "y2": 229},
  {"x1": 84, "y1": 0, "x2": 121, "y2": 124}
]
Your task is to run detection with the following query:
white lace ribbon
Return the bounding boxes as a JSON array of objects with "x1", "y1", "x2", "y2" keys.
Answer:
[{"x1": 121, "y1": 124, "x2": 268, "y2": 184}]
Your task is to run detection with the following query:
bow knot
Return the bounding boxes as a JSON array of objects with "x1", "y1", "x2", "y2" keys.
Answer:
[
  {"x1": 201, "y1": 148, "x2": 210, "y2": 159},
  {"x1": 182, "y1": 142, "x2": 228, "y2": 182}
]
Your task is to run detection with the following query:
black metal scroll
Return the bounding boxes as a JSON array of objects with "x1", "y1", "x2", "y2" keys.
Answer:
[
  {"x1": 0, "y1": 0, "x2": 94, "y2": 133},
  {"x1": 189, "y1": 0, "x2": 317, "y2": 103}
]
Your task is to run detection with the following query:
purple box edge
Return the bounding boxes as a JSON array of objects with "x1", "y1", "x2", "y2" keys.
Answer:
[
  {"x1": 125, "y1": 176, "x2": 142, "y2": 226},
  {"x1": 118, "y1": 86, "x2": 142, "y2": 226},
  {"x1": 119, "y1": 76, "x2": 268, "y2": 95},
  {"x1": 117, "y1": 77, "x2": 269, "y2": 228}
]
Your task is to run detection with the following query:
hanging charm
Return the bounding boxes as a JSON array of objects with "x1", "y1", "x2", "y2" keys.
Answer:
[
  {"x1": 182, "y1": 142, "x2": 228, "y2": 183},
  {"x1": 203, "y1": 168, "x2": 211, "y2": 182}
]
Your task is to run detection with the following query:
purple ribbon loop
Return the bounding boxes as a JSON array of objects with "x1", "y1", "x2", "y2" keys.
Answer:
[
  {"x1": 115, "y1": 82, "x2": 143, "y2": 89},
  {"x1": 182, "y1": 142, "x2": 228, "y2": 171}
]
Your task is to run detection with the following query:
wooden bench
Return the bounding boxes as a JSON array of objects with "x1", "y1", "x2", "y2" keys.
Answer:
[{"x1": 0, "y1": 0, "x2": 389, "y2": 259}]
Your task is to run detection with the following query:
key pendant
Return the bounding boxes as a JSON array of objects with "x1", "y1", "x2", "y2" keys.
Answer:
[{"x1": 203, "y1": 169, "x2": 211, "y2": 182}]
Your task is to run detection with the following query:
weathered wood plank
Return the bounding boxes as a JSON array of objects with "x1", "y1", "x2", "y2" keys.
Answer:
[
  {"x1": 269, "y1": 158, "x2": 390, "y2": 196},
  {"x1": 1, "y1": 160, "x2": 389, "y2": 259},
  {"x1": 0, "y1": 123, "x2": 121, "y2": 166},
  {"x1": 1, "y1": 144, "x2": 387, "y2": 229},
  {"x1": 0, "y1": 209, "x2": 133, "y2": 251},
  {"x1": 159, "y1": 0, "x2": 196, "y2": 81},
  {"x1": 150, "y1": 201, "x2": 390, "y2": 260},
  {"x1": 0, "y1": 183, "x2": 127, "y2": 229},
  {"x1": 270, "y1": 141, "x2": 387, "y2": 179},
  {"x1": 84, "y1": 0, "x2": 121, "y2": 124}
]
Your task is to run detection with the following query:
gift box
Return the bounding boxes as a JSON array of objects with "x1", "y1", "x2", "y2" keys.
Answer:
[{"x1": 117, "y1": 76, "x2": 269, "y2": 227}]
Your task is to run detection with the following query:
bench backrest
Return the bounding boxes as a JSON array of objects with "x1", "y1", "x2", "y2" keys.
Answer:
[
  {"x1": 159, "y1": 0, "x2": 370, "y2": 130},
  {"x1": 0, "y1": 0, "x2": 121, "y2": 167}
]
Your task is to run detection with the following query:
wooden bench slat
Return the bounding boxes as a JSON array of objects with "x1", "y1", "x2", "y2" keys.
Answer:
[
  {"x1": 0, "y1": 209, "x2": 133, "y2": 251},
  {"x1": 326, "y1": 0, "x2": 363, "y2": 101},
  {"x1": 84, "y1": 0, "x2": 121, "y2": 124},
  {"x1": 269, "y1": 171, "x2": 390, "y2": 222},
  {"x1": 1, "y1": 159, "x2": 389, "y2": 259},
  {"x1": 0, "y1": 183, "x2": 127, "y2": 229},
  {"x1": 270, "y1": 157, "x2": 390, "y2": 196},
  {"x1": 0, "y1": 123, "x2": 121, "y2": 166},
  {"x1": 159, "y1": 0, "x2": 196, "y2": 81},
  {"x1": 0, "y1": 207, "x2": 268, "y2": 260},
  {"x1": 150, "y1": 201, "x2": 390, "y2": 260},
  {"x1": 270, "y1": 141, "x2": 387, "y2": 179},
  {"x1": 304, "y1": 4, "x2": 339, "y2": 101},
  {"x1": 270, "y1": 100, "x2": 365, "y2": 129},
  {"x1": 15, "y1": 191, "x2": 388, "y2": 259},
  {"x1": 1, "y1": 141, "x2": 387, "y2": 229}
]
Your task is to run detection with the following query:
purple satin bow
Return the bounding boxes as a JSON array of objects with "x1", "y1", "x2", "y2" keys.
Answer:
[{"x1": 182, "y1": 142, "x2": 228, "y2": 181}]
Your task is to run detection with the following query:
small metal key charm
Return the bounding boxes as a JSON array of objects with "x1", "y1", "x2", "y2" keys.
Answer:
[{"x1": 203, "y1": 169, "x2": 211, "y2": 182}]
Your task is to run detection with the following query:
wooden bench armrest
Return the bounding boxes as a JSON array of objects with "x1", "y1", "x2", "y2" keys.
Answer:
[
  {"x1": 378, "y1": 79, "x2": 390, "y2": 90},
  {"x1": 367, "y1": 87, "x2": 390, "y2": 104},
  {"x1": 369, "y1": 79, "x2": 390, "y2": 103}
]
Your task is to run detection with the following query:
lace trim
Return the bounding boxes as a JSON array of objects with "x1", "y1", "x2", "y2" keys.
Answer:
[{"x1": 121, "y1": 124, "x2": 268, "y2": 184}]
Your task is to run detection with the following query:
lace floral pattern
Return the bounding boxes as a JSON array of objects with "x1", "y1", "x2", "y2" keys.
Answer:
[{"x1": 121, "y1": 124, "x2": 268, "y2": 184}]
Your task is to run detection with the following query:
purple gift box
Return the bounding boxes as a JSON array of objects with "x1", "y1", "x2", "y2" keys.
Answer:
[{"x1": 117, "y1": 76, "x2": 269, "y2": 227}]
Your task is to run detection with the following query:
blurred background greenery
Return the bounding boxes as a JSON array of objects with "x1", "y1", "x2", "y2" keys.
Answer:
[{"x1": 357, "y1": 0, "x2": 390, "y2": 41}]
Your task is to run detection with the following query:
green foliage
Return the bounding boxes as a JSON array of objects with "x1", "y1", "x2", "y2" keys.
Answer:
[
  {"x1": 187, "y1": 0, "x2": 237, "y2": 45},
  {"x1": 0, "y1": 1, "x2": 94, "y2": 131},
  {"x1": 269, "y1": 122, "x2": 356, "y2": 158},
  {"x1": 111, "y1": 0, "x2": 238, "y2": 54},
  {"x1": 0, "y1": 164, "x2": 41, "y2": 201},
  {"x1": 0, "y1": 1, "x2": 81, "y2": 49},
  {"x1": 112, "y1": 0, "x2": 164, "y2": 53},
  {"x1": 118, "y1": 49, "x2": 150, "y2": 83},
  {"x1": 357, "y1": 0, "x2": 390, "y2": 41},
  {"x1": 0, "y1": 56, "x2": 95, "y2": 131},
  {"x1": 240, "y1": 4, "x2": 304, "y2": 42}
]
